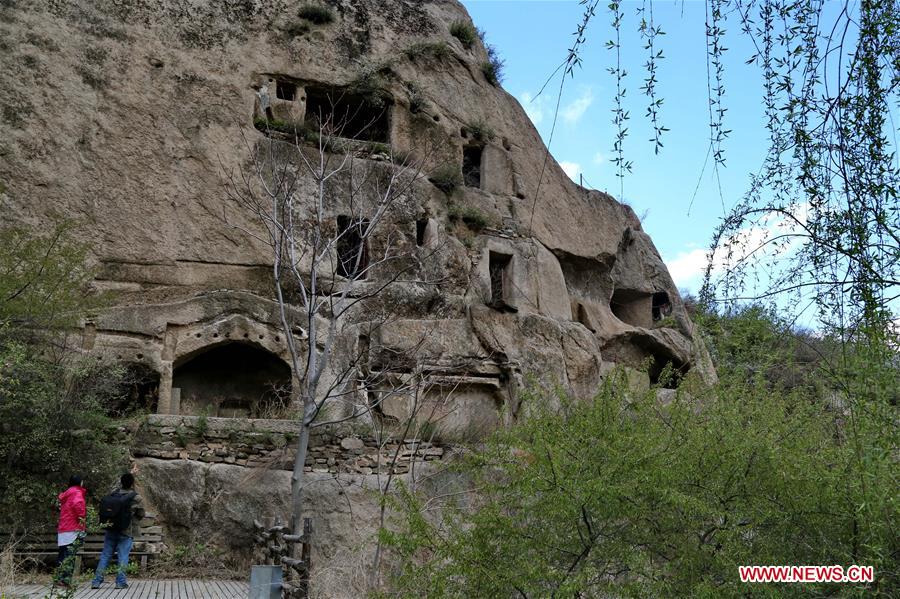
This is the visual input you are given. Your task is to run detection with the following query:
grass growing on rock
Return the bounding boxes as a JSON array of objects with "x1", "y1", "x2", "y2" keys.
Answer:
[
  {"x1": 404, "y1": 41, "x2": 451, "y2": 62},
  {"x1": 464, "y1": 120, "x2": 496, "y2": 143},
  {"x1": 449, "y1": 21, "x2": 478, "y2": 49},
  {"x1": 429, "y1": 164, "x2": 463, "y2": 194},
  {"x1": 448, "y1": 203, "x2": 492, "y2": 230}
]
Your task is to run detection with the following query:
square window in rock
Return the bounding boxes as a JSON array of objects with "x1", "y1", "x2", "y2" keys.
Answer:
[
  {"x1": 463, "y1": 145, "x2": 483, "y2": 188},
  {"x1": 305, "y1": 86, "x2": 390, "y2": 142},
  {"x1": 276, "y1": 80, "x2": 296, "y2": 101},
  {"x1": 337, "y1": 215, "x2": 370, "y2": 279},
  {"x1": 489, "y1": 251, "x2": 512, "y2": 309}
]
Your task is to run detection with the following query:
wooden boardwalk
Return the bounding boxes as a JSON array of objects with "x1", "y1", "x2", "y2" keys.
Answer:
[{"x1": 7, "y1": 580, "x2": 249, "y2": 598}]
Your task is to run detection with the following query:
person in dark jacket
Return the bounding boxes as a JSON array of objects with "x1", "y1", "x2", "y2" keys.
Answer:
[
  {"x1": 55, "y1": 475, "x2": 87, "y2": 588},
  {"x1": 91, "y1": 472, "x2": 145, "y2": 590}
]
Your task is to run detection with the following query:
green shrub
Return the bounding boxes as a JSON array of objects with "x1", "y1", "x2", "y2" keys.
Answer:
[
  {"x1": 404, "y1": 41, "x2": 450, "y2": 62},
  {"x1": 448, "y1": 204, "x2": 491, "y2": 229},
  {"x1": 297, "y1": 4, "x2": 334, "y2": 25},
  {"x1": 253, "y1": 115, "x2": 303, "y2": 135},
  {"x1": 195, "y1": 409, "x2": 209, "y2": 438},
  {"x1": 429, "y1": 164, "x2": 462, "y2": 194},
  {"x1": 383, "y1": 371, "x2": 899, "y2": 596},
  {"x1": 0, "y1": 342, "x2": 130, "y2": 529},
  {"x1": 463, "y1": 120, "x2": 495, "y2": 143},
  {"x1": 481, "y1": 44, "x2": 505, "y2": 87},
  {"x1": 449, "y1": 21, "x2": 478, "y2": 49},
  {"x1": 348, "y1": 62, "x2": 394, "y2": 108}
]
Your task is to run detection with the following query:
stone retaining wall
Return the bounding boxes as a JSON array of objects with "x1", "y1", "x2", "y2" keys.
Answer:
[{"x1": 133, "y1": 415, "x2": 446, "y2": 475}]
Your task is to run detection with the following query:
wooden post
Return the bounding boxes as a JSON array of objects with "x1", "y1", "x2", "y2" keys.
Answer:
[{"x1": 299, "y1": 517, "x2": 312, "y2": 598}]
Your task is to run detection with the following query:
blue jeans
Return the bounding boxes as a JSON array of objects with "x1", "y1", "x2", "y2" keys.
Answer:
[{"x1": 91, "y1": 530, "x2": 133, "y2": 587}]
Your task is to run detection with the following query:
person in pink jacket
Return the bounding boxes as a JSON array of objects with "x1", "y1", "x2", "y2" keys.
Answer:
[{"x1": 55, "y1": 475, "x2": 87, "y2": 588}]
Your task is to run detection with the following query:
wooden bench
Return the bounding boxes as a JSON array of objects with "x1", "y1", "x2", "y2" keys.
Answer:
[{"x1": 1, "y1": 513, "x2": 163, "y2": 572}]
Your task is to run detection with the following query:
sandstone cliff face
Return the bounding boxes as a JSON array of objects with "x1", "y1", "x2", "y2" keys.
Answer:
[{"x1": 1, "y1": 0, "x2": 713, "y2": 571}]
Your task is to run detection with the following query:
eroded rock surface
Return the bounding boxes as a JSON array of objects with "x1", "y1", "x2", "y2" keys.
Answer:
[{"x1": 1, "y1": 0, "x2": 714, "y2": 568}]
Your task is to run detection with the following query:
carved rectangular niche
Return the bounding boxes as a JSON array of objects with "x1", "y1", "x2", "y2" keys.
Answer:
[
  {"x1": 337, "y1": 215, "x2": 370, "y2": 279},
  {"x1": 305, "y1": 86, "x2": 391, "y2": 143},
  {"x1": 462, "y1": 145, "x2": 483, "y2": 188},
  {"x1": 489, "y1": 251, "x2": 514, "y2": 310}
]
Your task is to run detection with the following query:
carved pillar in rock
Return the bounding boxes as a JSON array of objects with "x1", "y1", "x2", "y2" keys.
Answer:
[{"x1": 157, "y1": 362, "x2": 174, "y2": 414}]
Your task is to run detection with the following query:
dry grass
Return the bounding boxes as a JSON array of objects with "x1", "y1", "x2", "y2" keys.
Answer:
[
  {"x1": 0, "y1": 540, "x2": 53, "y2": 595},
  {"x1": 309, "y1": 546, "x2": 378, "y2": 599}
]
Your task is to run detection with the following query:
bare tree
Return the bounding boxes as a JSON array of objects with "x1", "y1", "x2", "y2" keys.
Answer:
[{"x1": 222, "y1": 107, "x2": 445, "y2": 543}]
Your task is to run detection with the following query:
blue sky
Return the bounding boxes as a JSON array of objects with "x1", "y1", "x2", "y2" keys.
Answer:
[{"x1": 460, "y1": 0, "x2": 771, "y2": 294}]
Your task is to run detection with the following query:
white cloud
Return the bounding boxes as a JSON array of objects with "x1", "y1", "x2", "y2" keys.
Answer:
[
  {"x1": 592, "y1": 151, "x2": 606, "y2": 165},
  {"x1": 562, "y1": 87, "x2": 593, "y2": 125},
  {"x1": 518, "y1": 91, "x2": 545, "y2": 127},
  {"x1": 666, "y1": 248, "x2": 711, "y2": 290},
  {"x1": 665, "y1": 203, "x2": 810, "y2": 291},
  {"x1": 559, "y1": 161, "x2": 581, "y2": 181}
]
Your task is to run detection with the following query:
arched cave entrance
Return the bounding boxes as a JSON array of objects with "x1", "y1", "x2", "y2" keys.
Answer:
[{"x1": 172, "y1": 343, "x2": 292, "y2": 418}]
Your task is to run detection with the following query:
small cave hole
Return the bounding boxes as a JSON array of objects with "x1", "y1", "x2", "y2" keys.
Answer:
[
  {"x1": 337, "y1": 215, "x2": 370, "y2": 279},
  {"x1": 416, "y1": 218, "x2": 429, "y2": 246},
  {"x1": 489, "y1": 251, "x2": 513, "y2": 309},
  {"x1": 652, "y1": 291, "x2": 672, "y2": 322},
  {"x1": 463, "y1": 145, "x2": 483, "y2": 188},
  {"x1": 276, "y1": 80, "x2": 296, "y2": 101},
  {"x1": 649, "y1": 355, "x2": 689, "y2": 389},
  {"x1": 108, "y1": 363, "x2": 160, "y2": 417}
]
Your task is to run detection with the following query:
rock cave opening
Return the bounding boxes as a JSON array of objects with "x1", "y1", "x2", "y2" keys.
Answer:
[
  {"x1": 610, "y1": 288, "x2": 653, "y2": 328},
  {"x1": 489, "y1": 251, "x2": 513, "y2": 309},
  {"x1": 172, "y1": 343, "x2": 291, "y2": 418},
  {"x1": 337, "y1": 215, "x2": 370, "y2": 279},
  {"x1": 462, "y1": 144, "x2": 483, "y2": 188},
  {"x1": 305, "y1": 86, "x2": 390, "y2": 142},
  {"x1": 416, "y1": 218, "x2": 429, "y2": 246},
  {"x1": 648, "y1": 354, "x2": 689, "y2": 389},
  {"x1": 276, "y1": 79, "x2": 296, "y2": 101},
  {"x1": 108, "y1": 363, "x2": 160, "y2": 417},
  {"x1": 652, "y1": 291, "x2": 672, "y2": 322}
]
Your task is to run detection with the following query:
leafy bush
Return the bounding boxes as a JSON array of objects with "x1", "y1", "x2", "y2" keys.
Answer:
[
  {"x1": 449, "y1": 21, "x2": 478, "y2": 49},
  {"x1": 448, "y1": 203, "x2": 491, "y2": 229},
  {"x1": 404, "y1": 41, "x2": 450, "y2": 62},
  {"x1": 481, "y1": 44, "x2": 505, "y2": 87},
  {"x1": 0, "y1": 225, "x2": 93, "y2": 331},
  {"x1": 383, "y1": 369, "x2": 898, "y2": 597},
  {"x1": 0, "y1": 342, "x2": 130, "y2": 529},
  {"x1": 297, "y1": 4, "x2": 334, "y2": 25},
  {"x1": 463, "y1": 120, "x2": 495, "y2": 143},
  {"x1": 428, "y1": 164, "x2": 462, "y2": 194},
  {"x1": 348, "y1": 62, "x2": 394, "y2": 108}
]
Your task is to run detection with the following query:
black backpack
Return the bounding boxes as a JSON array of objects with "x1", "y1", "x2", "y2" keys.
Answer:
[{"x1": 98, "y1": 491, "x2": 137, "y2": 532}]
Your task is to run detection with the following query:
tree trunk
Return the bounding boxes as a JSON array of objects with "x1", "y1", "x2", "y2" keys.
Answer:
[{"x1": 290, "y1": 413, "x2": 312, "y2": 542}]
